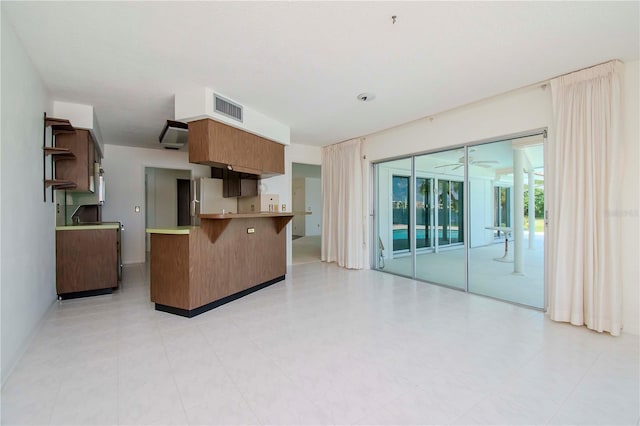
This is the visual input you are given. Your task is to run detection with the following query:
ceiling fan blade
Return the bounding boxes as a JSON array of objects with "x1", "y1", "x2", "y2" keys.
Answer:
[
  {"x1": 473, "y1": 160, "x2": 499, "y2": 164},
  {"x1": 475, "y1": 163, "x2": 493, "y2": 168},
  {"x1": 453, "y1": 164, "x2": 463, "y2": 171},
  {"x1": 435, "y1": 164, "x2": 459, "y2": 168}
]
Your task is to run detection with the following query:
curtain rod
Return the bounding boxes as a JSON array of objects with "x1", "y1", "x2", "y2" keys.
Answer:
[
  {"x1": 535, "y1": 58, "x2": 622, "y2": 87},
  {"x1": 324, "y1": 136, "x2": 365, "y2": 148}
]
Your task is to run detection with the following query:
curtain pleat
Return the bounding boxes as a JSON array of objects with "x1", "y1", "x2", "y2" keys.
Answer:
[
  {"x1": 549, "y1": 60, "x2": 623, "y2": 335},
  {"x1": 321, "y1": 138, "x2": 365, "y2": 269}
]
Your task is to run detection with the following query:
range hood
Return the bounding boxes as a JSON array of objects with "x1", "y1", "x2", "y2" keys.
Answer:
[{"x1": 159, "y1": 120, "x2": 188, "y2": 149}]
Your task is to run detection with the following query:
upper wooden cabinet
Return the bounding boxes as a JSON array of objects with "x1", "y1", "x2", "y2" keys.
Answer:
[
  {"x1": 222, "y1": 169, "x2": 258, "y2": 198},
  {"x1": 55, "y1": 129, "x2": 96, "y2": 192},
  {"x1": 188, "y1": 119, "x2": 285, "y2": 176}
]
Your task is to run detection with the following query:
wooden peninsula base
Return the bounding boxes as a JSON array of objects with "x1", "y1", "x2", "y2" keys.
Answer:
[{"x1": 147, "y1": 213, "x2": 293, "y2": 317}]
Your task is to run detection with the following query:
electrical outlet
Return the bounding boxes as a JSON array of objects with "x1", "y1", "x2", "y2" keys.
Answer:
[{"x1": 247, "y1": 228, "x2": 255, "y2": 234}]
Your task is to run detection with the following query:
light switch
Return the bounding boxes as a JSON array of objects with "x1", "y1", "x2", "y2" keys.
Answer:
[
  {"x1": 247, "y1": 228, "x2": 255, "y2": 234},
  {"x1": 134, "y1": 206, "x2": 141, "y2": 213}
]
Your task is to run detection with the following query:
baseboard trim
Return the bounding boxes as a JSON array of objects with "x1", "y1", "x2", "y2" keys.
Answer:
[
  {"x1": 57, "y1": 288, "x2": 113, "y2": 300},
  {"x1": 155, "y1": 275, "x2": 286, "y2": 318}
]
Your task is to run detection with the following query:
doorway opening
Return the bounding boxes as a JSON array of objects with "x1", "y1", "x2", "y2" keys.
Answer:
[
  {"x1": 292, "y1": 163, "x2": 322, "y2": 265},
  {"x1": 144, "y1": 167, "x2": 191, "y2": 255}
]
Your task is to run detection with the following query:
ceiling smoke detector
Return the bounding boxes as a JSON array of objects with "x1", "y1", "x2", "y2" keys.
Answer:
[{"x1": 357, "y1": 93, "x2": 376, "y2": 102}]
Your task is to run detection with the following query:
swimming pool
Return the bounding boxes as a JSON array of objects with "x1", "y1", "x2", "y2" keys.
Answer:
[{"x1": 393, "y1": 229, "x2": 426, "y2": 240}]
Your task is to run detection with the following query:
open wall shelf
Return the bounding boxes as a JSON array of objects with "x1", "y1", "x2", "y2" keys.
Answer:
[
  {"x1": 44, "y1": 147, "x2": 76, "y2": 160},
  {"x1": 45, "y1": 179, "x2": 77, "y2": 190},
  {"x1": 43, "y1": 113, "x2": 77, "y2": 202}
]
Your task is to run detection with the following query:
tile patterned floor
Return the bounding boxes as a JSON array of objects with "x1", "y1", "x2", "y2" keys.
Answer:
[{"x1": 1, "y1": 262, "x2": 638, "y2": 425}]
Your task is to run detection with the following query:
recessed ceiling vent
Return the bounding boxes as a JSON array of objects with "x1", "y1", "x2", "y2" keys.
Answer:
[{"x1": 215, "y1": 94, "x2": 243, "y2": 122}]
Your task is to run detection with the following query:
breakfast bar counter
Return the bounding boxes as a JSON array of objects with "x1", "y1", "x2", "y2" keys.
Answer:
[{"x1": 146, "y1": 213, "x2": 293, "y2": 317}]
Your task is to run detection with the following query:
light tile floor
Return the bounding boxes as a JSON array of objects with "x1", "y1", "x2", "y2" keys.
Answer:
[
  {"x1": 1, "y1": 262, "x2": 638, "y2": 425},
  {"x1": 292, "y1": 235, "x2": 321, "y2": 265}
]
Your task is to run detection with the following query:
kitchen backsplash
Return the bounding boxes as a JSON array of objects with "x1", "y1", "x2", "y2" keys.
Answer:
[{"x1": 237, "y1": 194, "x2": 280, "y2": 213}]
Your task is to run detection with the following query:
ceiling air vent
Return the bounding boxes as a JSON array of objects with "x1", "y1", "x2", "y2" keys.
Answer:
[{"x1": 214, "y1": 94, "x2": 243, "y2": 122}]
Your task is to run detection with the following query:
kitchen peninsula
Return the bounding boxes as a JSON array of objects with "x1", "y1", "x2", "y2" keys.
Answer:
[{"x1": 146, "y1": 212, "x2": 293, "y2": 317}]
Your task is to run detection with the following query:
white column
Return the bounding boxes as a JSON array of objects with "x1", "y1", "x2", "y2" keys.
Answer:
[
  {"x1": 513, "y1": 149, "x2": 524, "y2": 274},
  {"x1": 528, "y1": 170, "x2": 535, "y2": 249}
]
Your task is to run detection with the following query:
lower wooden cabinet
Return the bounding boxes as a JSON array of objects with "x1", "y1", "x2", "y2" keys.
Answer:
[{"x1": 56, "y1": 228, "x2": 118, "y2": 298}]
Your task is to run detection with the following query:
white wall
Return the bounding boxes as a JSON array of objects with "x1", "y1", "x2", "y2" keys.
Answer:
[
  {"x1": 146, "y1": 167, "x2": 190, "y2": 228},
  {"x1": 288, "y1": 143, "x2": 321, "y2": 165},
  {"x1": 101, "y1": 145, "x2": 210, "y2": 264},
  {"x1": 363, "y1": 63, "x2": 640, "y2": 335},
  {"x1": 1, "y1": 13, "x2": 55, "y2": 384}
]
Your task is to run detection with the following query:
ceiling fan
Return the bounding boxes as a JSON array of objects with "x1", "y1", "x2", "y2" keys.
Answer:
[{"x1": 435, "y1": 149, "x2": 498, "y2": 170}]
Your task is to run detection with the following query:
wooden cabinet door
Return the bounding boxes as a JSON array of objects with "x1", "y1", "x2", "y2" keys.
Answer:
[
  {"x1": 56, "y1": 229, "x2": 118, "y2": 294},
  {"x1": 55, "y1": 129, "x2": 94, "y2": 191},
  {"x1": 223, "y1": 169, "x2": 240, "y2": 197},
  {"x1": 188, "y1": 119, "x2": 284, "y2": 175}
]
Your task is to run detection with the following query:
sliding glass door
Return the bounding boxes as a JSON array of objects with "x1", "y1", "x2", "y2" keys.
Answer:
[
  {"x1": 392, "y1": 175, "x2": 410, "y2": 252},
  {"x1": 373, "y1": 133, "x2": 546, "y2": 309},
  {"x1": 437, "y1": 179, "x2": 464, "y2": 246},
  {"x1": 373, "y1": 150, "x2": 466, "y2": 289},
  {"x1": 374, "y1": 158, "x2": 413, "y2": 277},
  {"x1": 467, "y1": 138, "x2": 545, "y2": 308},
  {"x1": 413, "y1": 151, "x2": 466, "y2": 289},
  {"x1": 416, "y1": 177, "x2": 432, "y2": 249}
]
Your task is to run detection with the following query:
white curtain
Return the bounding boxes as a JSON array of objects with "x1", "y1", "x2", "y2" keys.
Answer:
[
  {"x1": 549, "y1": 60, "x2": 624, "y2": 335},
  {"x1": 321, "y1": 138, "x2": 366, "y2": 269}
]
